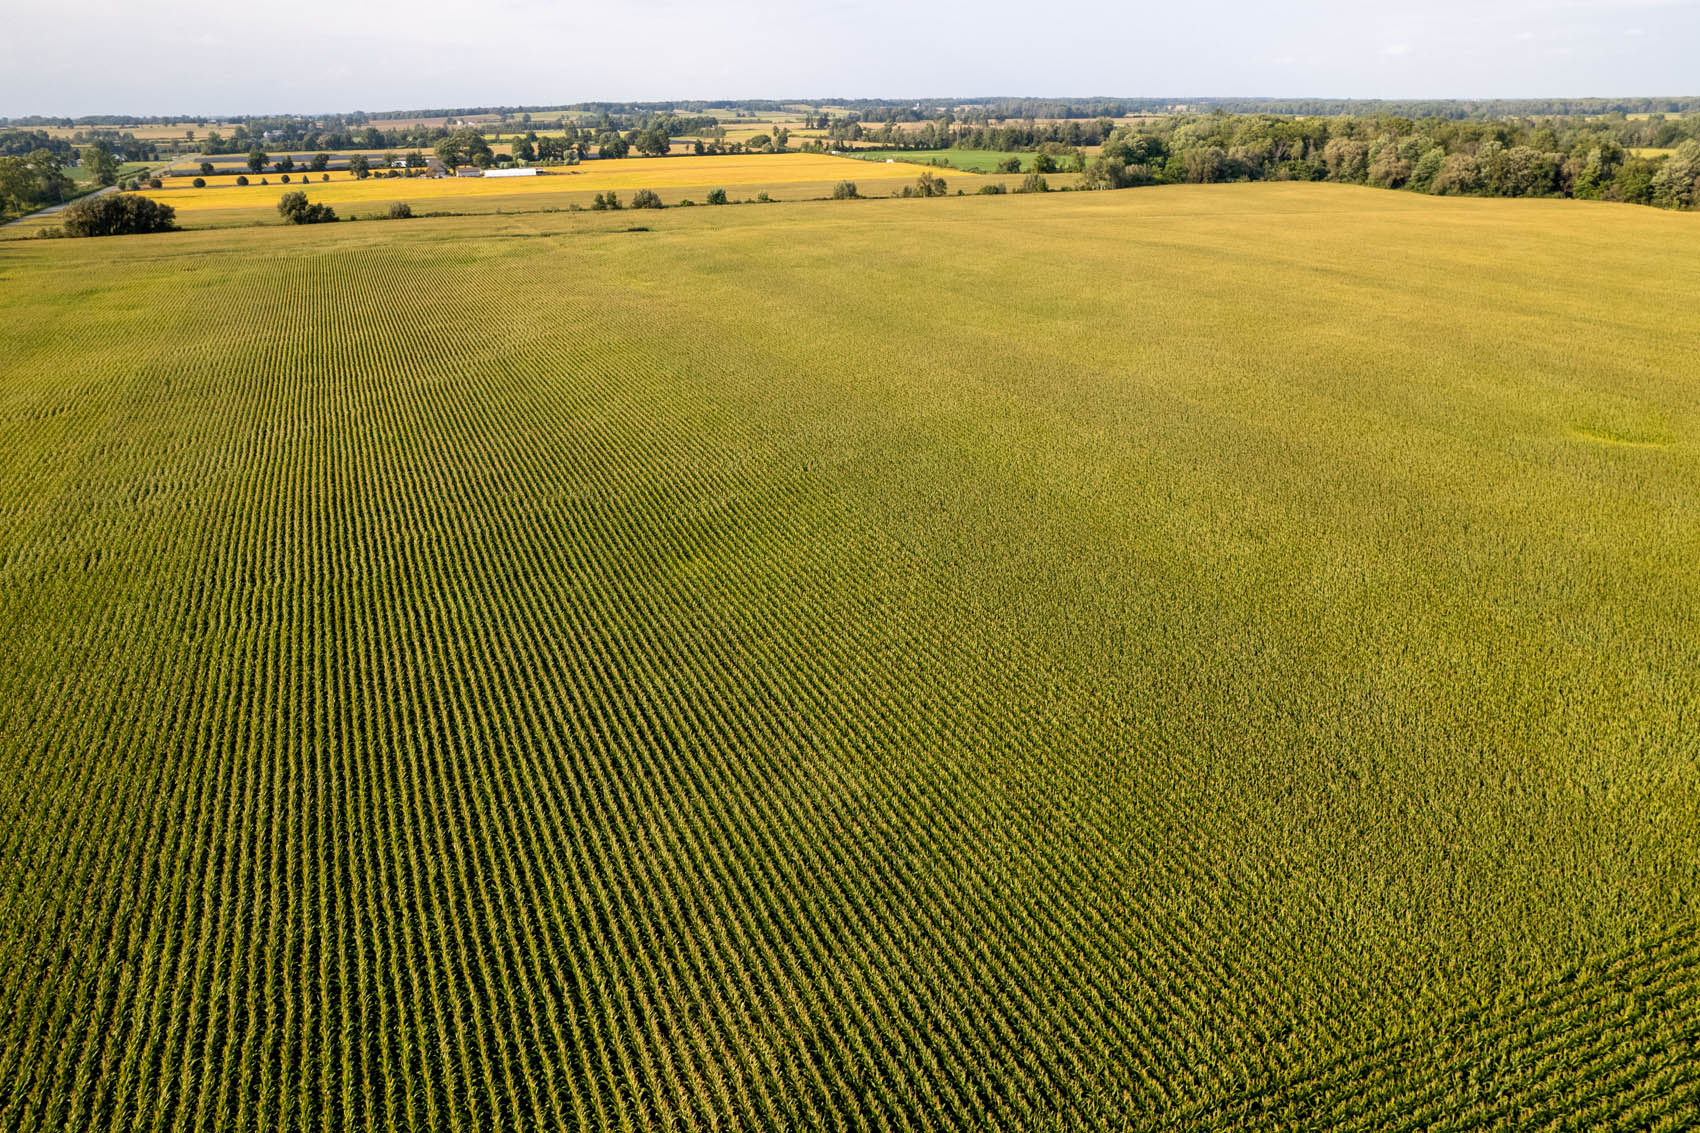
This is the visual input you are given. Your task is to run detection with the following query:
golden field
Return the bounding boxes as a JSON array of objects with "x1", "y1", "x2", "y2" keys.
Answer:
[{"x1": 120, "y1": 152, "x2": 1039, "y2": 227}]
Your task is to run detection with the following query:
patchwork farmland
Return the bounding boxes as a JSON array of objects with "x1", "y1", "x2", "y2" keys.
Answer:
[
  {"x1": 1, "y1": 184, "x2": 1699, "y2": 1130},
  {"x1": 101, "y1": 153, "x2": 1037, "y2": 229}
]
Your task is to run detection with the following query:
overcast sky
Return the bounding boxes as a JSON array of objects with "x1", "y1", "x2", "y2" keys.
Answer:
[{"x1": 5, "y1": 0, "x2": 1697, "y2": 118}]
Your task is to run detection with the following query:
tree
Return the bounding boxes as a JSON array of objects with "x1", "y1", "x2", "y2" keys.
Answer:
[
  {"x1": 747, "y1": 133, "x2": 772, "y2": 152},
  {"x1": 60, "y1": 194, "x2": 177, "y2": 236},
  {"x1": 274, "y1": 156, "x2": 295, "y2": 174},
  {"x1": 1081, "y1": 156, "x2": 1132, "y2": 190},
  {"x1": 631, "y1": 188, "x2": 663, "y2": 208},
  {"x1": 995, "y1": 156, "x2": 1023, "y2": 173},
  {"x1": 1181, "y1": 146, "x2": 1228, "y2": 183},
  {"x1": 1572, "y1": 142, "x2": 1623, "y2": 200},
  {"x1": 1429, "y1": 153, "x2": 1481, "y2": 195},
  {"x1": 511, "y1": 137, "x2": 535, "y2": 162},
  {"x1": 200, "y1": 161, "x2": 214, "y2": 176},
  {"x1": 310, "y1": 152, "x2": 330, "y2": 172},
  {"x1": 1367, "y1": 145, "x2": 1413, "y2": 189},
  {"x1": 387, "y1": 201, "x2": 413, "y2": 219},
  {"x1": 247, "y1": 149, "x2": 268, "y2": 173},
  {"x1": 1650, "y1": 141, "x2": 1700, "y2": 208},
  {"x1": 24, "y1": 149, "x2": 72, "y2": 205},
  {"x1": 1018, "y1": 172, "x2": 1049, "y2": 193},
  {"x1": 706, "y1": 187, "x2": 728, "y2": 205},
  {"x1": 0, "y1": 156, "x2": 33, "y2": 213},
  {"x1": 349, "y1": 154, "x2": 370, "y2": 179},
  {"x1": 1031, "y1": 152, "x2": 1057, "y2": 175},
  {"x1": 591, "y1": 191, "x2": 622, "y2": 210},
  {"x1": 276, "y1": 190, "x2": 337, "y2": 224},
  {"x1": 1610, "y1": 157, "x2": 1659, "y2": 205},
  {"x1": 1408, "y1": 147, "x2": 1445, "y2": 193},
  {"x1": 82, "y1": 146, "x2": 120, "y2": 187},
  {"x1": 916, "y1": 170, "x2": 948, "y2": 196},
  {"x1": 831, "y1": 180, "x2": 859, "y2": 199}
]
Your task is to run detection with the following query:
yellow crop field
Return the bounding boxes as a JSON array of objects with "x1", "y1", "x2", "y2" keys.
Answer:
[{"x1": 133, "y1": 153, "x2": 1014, "y2": 225}]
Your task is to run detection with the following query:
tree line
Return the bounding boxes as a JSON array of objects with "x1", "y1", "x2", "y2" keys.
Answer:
[{"x1": 1075, "y1": 113, "x2": 1700, "y2": 209}]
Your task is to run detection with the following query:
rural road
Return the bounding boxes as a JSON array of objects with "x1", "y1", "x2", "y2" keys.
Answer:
[{"x1": 2, "y1": 184, "x2": 117, "y2": 227}]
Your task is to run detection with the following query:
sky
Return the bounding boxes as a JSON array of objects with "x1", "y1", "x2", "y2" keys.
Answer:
[{"x1": 4, "y1": 0, "x2": 1698, "y2": 118}]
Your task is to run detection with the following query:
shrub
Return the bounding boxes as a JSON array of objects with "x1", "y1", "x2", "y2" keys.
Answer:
[
  {"x1": 631, "y1": 189, "x2": 663, "y2": 209},
  {"x1": 831, "y1": 180, "x2": 859, "y2": 200},
  {"x1": 192, "y1": 177, "x2": 206, "y2": 188},
  {"x1": 236, "y1": 175, "x2": 249, "y2": 186},
  {"x1": 1018, "y1": 173, "x2": 1050, "y2": 193},
  {"x1": 60, "y1": 194, "x2": 178, "y2": 237},
  {"x1": 277, "y1": 191, "x2": 338, "y2": 224},
  {"x1": 706, "y1": 188, "x2": 728, "y2": 205},
  {"x1": 978, "y1": 183, "x2": 1006, "y2": 194},
  {"x1": 756, "y1": 191, "x2": 772, "y2": 203},
  {"x1": 996, "y1": 156, "x2": 1023, "y2": 174},
  {"x1": 387, "y1": 201, "x2": 413, "y2": 219},
  {"x1": 147, "y1": 178, "x2": 162, "y2": 189},
  {"x1": 591, "y1": 191, "x2": 622, "y2": 211},
  {"x1": 280, "y1": 174, "x2": 290, "y2": 184},
  {"x1": 916, "y1": 171, "x2": 948, "y2": 197}
]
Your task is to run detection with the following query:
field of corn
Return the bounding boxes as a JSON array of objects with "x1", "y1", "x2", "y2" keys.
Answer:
[{"x1": 1, "y1": 183, "x2": 1698, "y2": 1129}]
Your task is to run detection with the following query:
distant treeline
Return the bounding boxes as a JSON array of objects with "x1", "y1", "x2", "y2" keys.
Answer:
[
  {"x1": 1, "y1": 128, "x2": 159, "y2": 161},
  {"x1": 178, "y1": 113, "x2": 719, "y2": 156},
  {"x1": 11, "y1": 96, "x2": 1700, "y2": 131},
  {"x1": 1075, "y1": 113, "x2": 1700, "y2": 210},
  {"x1": 353, "y1": 96, "x2": 1700, "y2": 122}
]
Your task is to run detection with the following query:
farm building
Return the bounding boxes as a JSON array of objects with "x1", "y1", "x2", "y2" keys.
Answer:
[
  {"x1": 455, "y1": 166, "x2": 483, "y2": 177},
  {"x1": 484, "y1": 167, "x2": 540, "y2": 178}
]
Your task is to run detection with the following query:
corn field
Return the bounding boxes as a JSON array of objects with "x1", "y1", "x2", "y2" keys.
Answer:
[{"x1": 1, "y1": 184, "x2": 1698, "y2": 1129}]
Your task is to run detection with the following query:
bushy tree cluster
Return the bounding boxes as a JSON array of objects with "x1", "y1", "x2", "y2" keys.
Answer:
[
  {"x1": 1072, "y1": 113, "x2": 1700, "y2": 209},
  {"x1": 276, "y1": 191, "x2": 337, "y2": 224},
  {"x1": 0, "y1": 149, "x2": 74, "y2": 214},
  {"x1": 60, "y1": 193, "x2": 177, "y2": 236}
]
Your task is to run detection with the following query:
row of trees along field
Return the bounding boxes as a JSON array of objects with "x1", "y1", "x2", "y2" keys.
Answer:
[
  {"x1": 1070, "y1": 113, "x2": 1700, "y2": 209},
  {"x1": 838, "y1": 111, "x2": 1700, "y2": 210}
]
